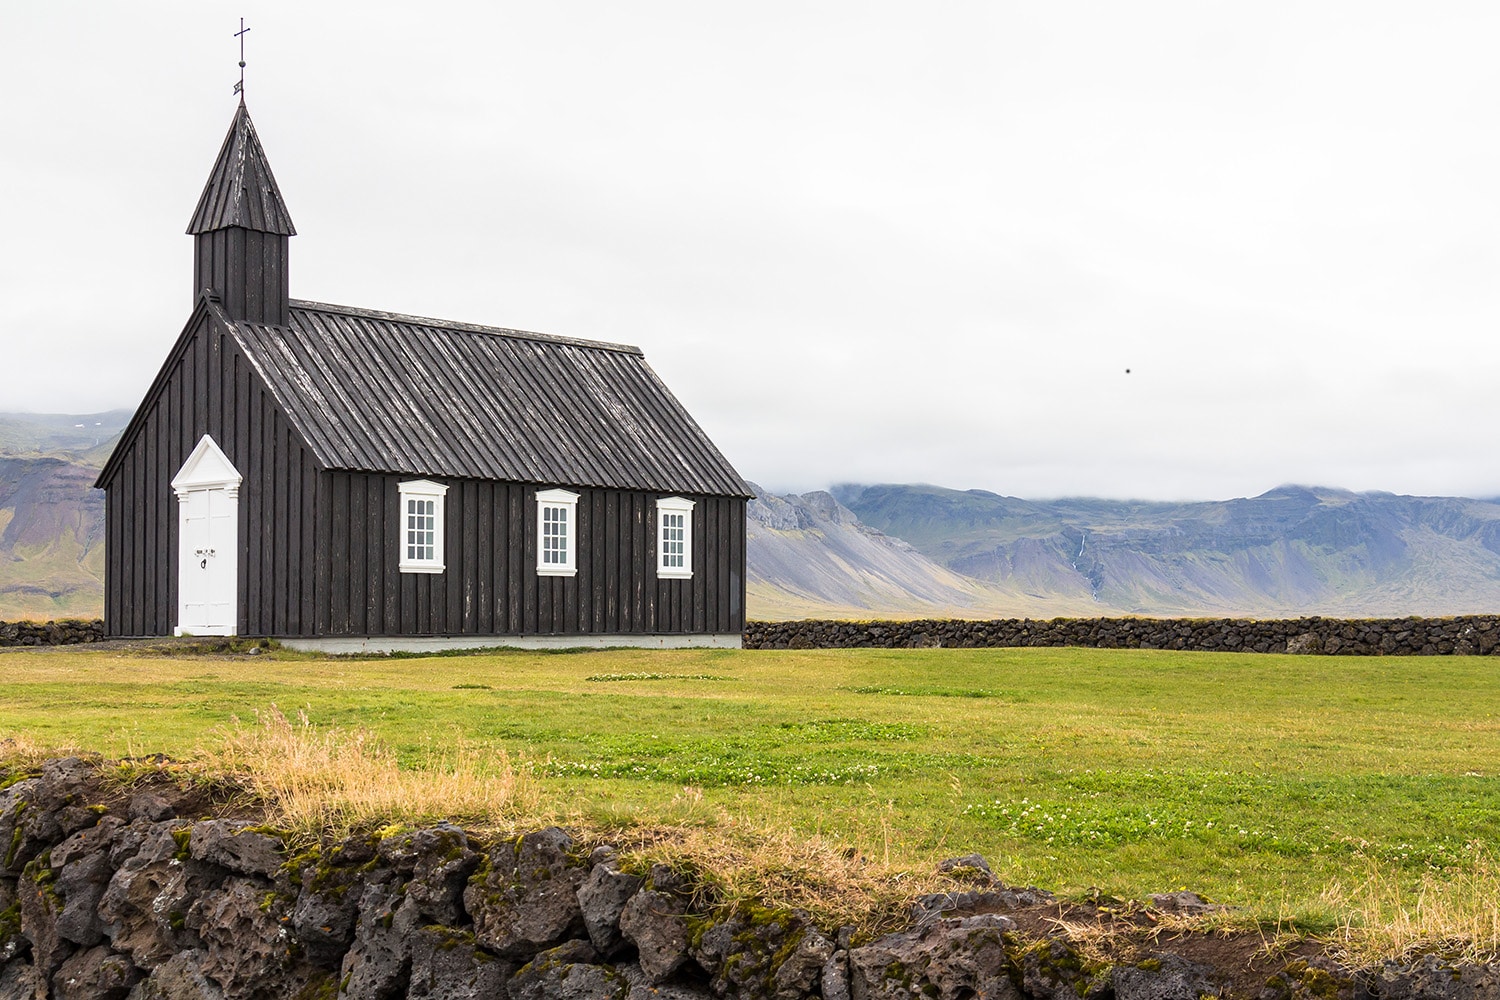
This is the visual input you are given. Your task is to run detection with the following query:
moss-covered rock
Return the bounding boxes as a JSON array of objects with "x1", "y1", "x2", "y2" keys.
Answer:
[
  {"x1": 1011, "y1": 937, "x2": 1111, "y2": 1000},
  {"x1": 463, "y1": 827, "x2": 587, "y2": 959},
  {"x1": 688, "y1": 902, "x2": 833, "y2": 1000},
  {"x1": 849, "y1": 918, "x2": 1021, "y2": 1000}
]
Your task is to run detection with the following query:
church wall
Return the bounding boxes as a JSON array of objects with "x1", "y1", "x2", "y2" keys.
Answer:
[{"x1": 314, "y1": 471, "x2": 746, "y2": 638}]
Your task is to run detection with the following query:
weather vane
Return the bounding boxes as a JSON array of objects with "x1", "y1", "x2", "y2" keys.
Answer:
[{"x1": 233, "y1": 18, "x2": 250, "y2": 96}]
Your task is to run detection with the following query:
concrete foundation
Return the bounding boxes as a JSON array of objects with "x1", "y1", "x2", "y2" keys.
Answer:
[{"x1": 278, "y1": 632, "x2": 744, "y2": 654}]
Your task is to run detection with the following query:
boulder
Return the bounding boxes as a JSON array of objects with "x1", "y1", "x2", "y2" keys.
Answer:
[
  {"x1": 508, "y1": 941, "x2": 621, "y2": 1000},
  {"x1": 338, "y1": 883, "x2": 420, "y2": 1000},
  {"x1": 400, "y1": 824, "x2": 481, "y2": 926},
  {"x1": 99, "y1": 827, "x2": 223, "y2": 968},
  {"x1": 1286, "y1": 633, "x2": 1323, "y2": 655},
  {"x1": 127, "y1": 794, "x2": 175, "y2": 824},
  {"x1": 1362, "y1": 953, "x2": 1500, "y2": 1000},
  {"x1": 1017, "y1": 939, "x2": 1109, "y2": 1000},
  {"x1": 0, "y1": 959, "x2": 38, "y2": 1000},
  {"x1": 935, "y1": 854, "x2": 994, "y2": 883},
  {"x1": 51, "y1": 944, "x2": 139, "y2": 1000},
  {"x1": 291, "y1": 876, "x2": 360, "y2": 969},
  {"x1": 615, "y1": 963, "x2": 714, "y2": 1000},
  {"x1": 18, "y1": 853, "x2": 68, "y2": 983},
  {"x1": 910, "y1": 884, "x2": 1052, "y2": 925},
  {"x1": 0, "y1": 882, "x2": 22, "y2": 965},
  {"x1": 690, "y1": 905, "x2": 833, "y2": 1000},
  {"x1": 576, "y1": 862, "x2": 642, "y2": 955},
  {"x1": 1148, "y1": 891, "x2": 1221, "y2": 914},
  {"x1": 126, "y1": 948, "x2": 225, "y2": 1000},
  {"x1": 405, "y1": 925, "x2": 512, "y2": 1000},
  {"x1": 289, "y1": 836, "x2": 377, "y2": 968},
  {"x1": 464, "y1": 828, "x2": 587, "y2": 958},
  {"x1": 51, "y1": 818, "x2": 124, "y2": 947},
  {"x1": 108, "y1": 820, "x2": 179, "y2": 870},
  {"x1": 22, "y1": 759, "x2": 100, "y2": 848},
  {"x1": 1110, "y1": 954, "x2": 1219, "y2": 1000},
  {"x1": 848, "y1": 918, "x2": 1021, "y2": 1000},
  {"x1": 0, "y1": 779, "x2": 43, "y2": 877},
  {"x1": 616, "y1": 867, "x2": 692, "y2": 985},
  {"x1": 822, "y1": 950, "x2": 852, "y2": 1000},
  {"x1": 188, "y1": 877, "x2": 295, "y2": 1000},
  {"x1": 1262, "y1": 958, "x2": 1355, "y2": 1000},
  {"x1": 187, "y1": 822, "x2": 285, "y2": 879}
]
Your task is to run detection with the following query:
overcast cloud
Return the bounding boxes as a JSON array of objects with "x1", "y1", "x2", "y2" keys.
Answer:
[{"x1": 2, "y1": 3, "x2": 1497, "y2": 501}]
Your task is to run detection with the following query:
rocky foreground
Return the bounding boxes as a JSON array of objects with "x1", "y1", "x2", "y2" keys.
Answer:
[{"x1": 1, "y1": 757, "x2": 1496, "y2": 1000}]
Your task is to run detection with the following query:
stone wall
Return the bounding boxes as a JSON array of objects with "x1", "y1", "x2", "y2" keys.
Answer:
[
  {"x1": 744, "y1": 615, "x2": 1500, "y2": 655},
  {"x1": 0, "y1": 620, "x2": 105, "y2": 647},
  {"x1": 2, "y1": 757, "x2": 1497, "y2": 1000},
  {"x1": 9, "y1": 615, "x2": 1500, "y2": 656}
]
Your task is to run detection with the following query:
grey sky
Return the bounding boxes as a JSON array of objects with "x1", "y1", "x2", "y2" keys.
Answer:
[{"x1": 3, "y1": 3, "x2": 1496, "y2": 501}]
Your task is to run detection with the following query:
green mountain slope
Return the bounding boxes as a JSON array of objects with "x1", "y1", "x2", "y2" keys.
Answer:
[
  {"x1": 0, "y1": 412, "x2": 128, "y2": 620},
  {"x1": 832, "y1": 483, "x2": 1500, "y2": 617}
]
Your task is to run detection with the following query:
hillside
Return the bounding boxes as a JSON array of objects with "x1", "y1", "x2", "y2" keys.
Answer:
[
  {"x1": 0, "y1": 411, "x2": 128, "y2": 620},
  {"x1": 833, "y1": 482, "x2": 1500, "y2": 617},
  {"x1": 744, "y1": 485, "x2": 1099, "y2": 620}
]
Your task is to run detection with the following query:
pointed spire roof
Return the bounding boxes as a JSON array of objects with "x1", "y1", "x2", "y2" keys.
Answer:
[{"x1": 186, "y1": 100, "x2": 296, "y2": 236}]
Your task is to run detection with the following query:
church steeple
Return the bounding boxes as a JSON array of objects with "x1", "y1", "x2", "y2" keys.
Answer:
[{"x1": 187, "y1": 100, "x2": 296, "y2": 325}]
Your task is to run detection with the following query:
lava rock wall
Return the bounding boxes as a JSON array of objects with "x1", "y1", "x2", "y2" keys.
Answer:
[
  {"x1": 0, "y1": 621, "x2": 105, "y2": 647},
  {"x1": 2, "y1": 757, "x2": 1497, "y2": 1000},
  {"x1": 743, "y1": 615, "x2": 1500, "y2": 655}
]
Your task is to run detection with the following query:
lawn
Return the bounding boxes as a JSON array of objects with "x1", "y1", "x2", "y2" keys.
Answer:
[{"x1": 1, "y1": 643, "x2": 1496, "y2": 937}]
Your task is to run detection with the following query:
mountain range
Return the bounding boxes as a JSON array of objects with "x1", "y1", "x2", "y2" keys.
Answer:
[
  {"x1": 824, "y1": 483, "x2": 1500, "y2": 618},
  {"x1": 3, "y1": 412, "x2": 1499, "y2": 621}
]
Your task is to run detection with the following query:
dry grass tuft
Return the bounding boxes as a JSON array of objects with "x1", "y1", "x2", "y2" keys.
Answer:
[
  {"x1": 1041, "y1": 915, "x2": 1140, "y2": 965},
  {"x1": 1322, "y1": 844, "x2": 1500, "y2": 965},
  {"x1": 193, "y1": 705, "x2": 541, "y2": 838},
  {"x1": 0, "y1": 731, "x2": 82, "y2": 772},
  {"x1": 598, "y1": 815, "x2": 950, "y2": 932}
]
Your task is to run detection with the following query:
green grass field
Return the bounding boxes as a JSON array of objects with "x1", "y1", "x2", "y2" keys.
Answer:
[{"x1": 1, "y1": 644, "x2": 1497, "y2": 940}]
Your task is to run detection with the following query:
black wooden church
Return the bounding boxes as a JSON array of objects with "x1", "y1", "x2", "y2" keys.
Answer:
[{"x1": 94, "y1": 100, "x2": 751, "y2": 651}]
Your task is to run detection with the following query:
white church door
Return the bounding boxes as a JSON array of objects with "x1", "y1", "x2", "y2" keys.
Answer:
[{"x1": 172, "y1": 435, "x2": 243, "y2": 636}]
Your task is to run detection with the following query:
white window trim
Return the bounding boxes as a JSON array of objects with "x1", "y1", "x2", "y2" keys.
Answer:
[
  {"x1": 536, "y1": 488, "x2": 580, "y2": 577},
  {"x1": 398, "y1": 479, "x2": 449, "y2": 574},
  {"x1": 656, "y1": 495, "x2": 695, "y2": 579}
]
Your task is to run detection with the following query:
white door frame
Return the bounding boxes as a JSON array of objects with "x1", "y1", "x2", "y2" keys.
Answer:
[{"x1": 172, "y1": 435, "x2": 242, "y2": 636}]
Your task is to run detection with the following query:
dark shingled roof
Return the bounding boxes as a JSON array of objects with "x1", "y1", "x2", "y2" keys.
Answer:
[
  {"x1": 186, "y1": 101, "x2": 297, "y2": 236},
  {"x1": 221, "y1": 298, "x2": 751, "y2": 498}
]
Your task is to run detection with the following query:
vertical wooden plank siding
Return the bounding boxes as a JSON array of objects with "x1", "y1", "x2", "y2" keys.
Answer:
[
  {"x1": 477, "y1": 485, "x2": 493, "y2": 634},
  {"x1": 243, "y1": 390, "x2": 264, "y2": 633},
  {"x1": 192, "y1": 228, "x2": 289, "y2": 326},
  {"x1": 308, "y1": 475, "x2": 744, "y2": 638},
  {"x1": 330, "y1": 474, "x2": 349, "y2": 633},
  {"x1": 347, "y1": 477, "x2": 366, "y2": 635},
  {"x1": 285, "y1": 426, "x2": 301, "y2": 634},
  {"x1": 314, "y1": 471, "x2": 332, "y2": 635}
]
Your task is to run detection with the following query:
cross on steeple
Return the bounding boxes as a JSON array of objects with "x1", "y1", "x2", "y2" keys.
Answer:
[{"x1": 233, "y1": 18, "x2": 250, "y2": 97}]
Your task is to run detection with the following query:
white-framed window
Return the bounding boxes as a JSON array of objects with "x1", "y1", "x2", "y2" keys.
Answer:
[
  {"x1": 656, "y1": 496, "x2": 695, "y2": 579},
  {"x1": 398, "y1": 479, "x2": 448, "y2": 574},
  {"x1": 536, "y1": 488, "x2": 580, "y2": 577}
]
